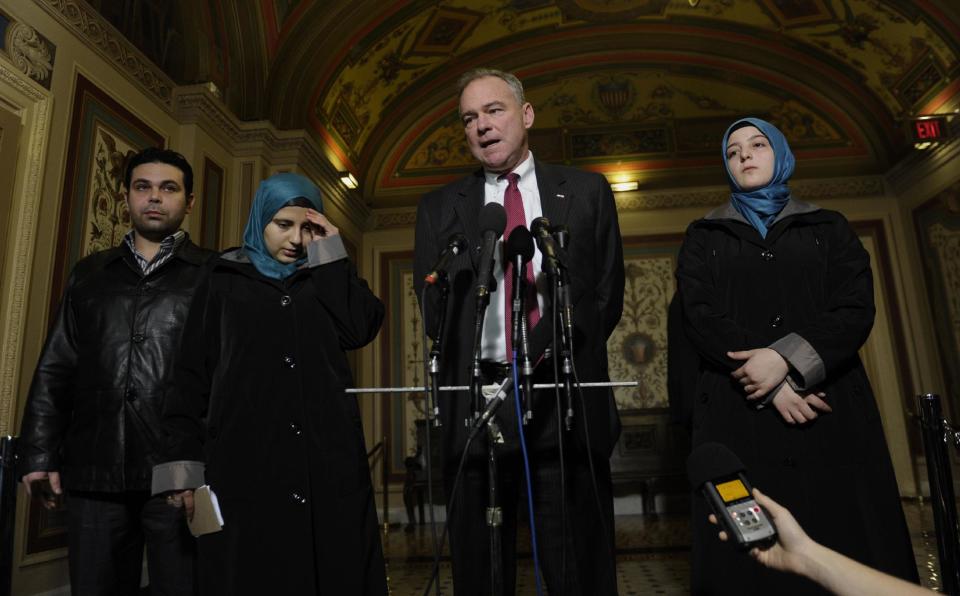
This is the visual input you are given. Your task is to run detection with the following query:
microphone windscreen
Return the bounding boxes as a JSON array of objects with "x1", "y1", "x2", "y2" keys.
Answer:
[
  {"x1": 531, "y1": 216, "x2": 551, "y2": 236},
  {"x1": 504, "y1": 225, "x2": 535, "y2": 262},
  {"x1": 479, "y1": 202, "x2": 507, "y2": 238},
  {"x1": 686, "y1": 442, "x2": 745, "y2": 489}
]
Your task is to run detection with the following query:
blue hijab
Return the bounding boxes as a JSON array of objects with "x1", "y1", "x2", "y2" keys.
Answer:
[
  {"x1": 242, "y1": 173, "x2": 324, "y2": 280},
  {"x1": 721, "y1": 117, "x2": 795, "y2": 238}
]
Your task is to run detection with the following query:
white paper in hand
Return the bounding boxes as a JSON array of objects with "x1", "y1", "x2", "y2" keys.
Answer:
[{"x1": 187, "y1": 484, "x2": 224, "y2": 537}]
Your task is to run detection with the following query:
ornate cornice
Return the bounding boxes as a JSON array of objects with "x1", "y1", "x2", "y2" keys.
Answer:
[
  {"x1": 172, "y1": 85, "x2": 371, "y2": 231},
  {"x1": 615, "y1": 176, "x2": 887, "y2": 212},
  {"x1": 373, "y1": 209, "x2": 417, "y2": 230},
  {"x1": 370, "y1": 175, "x2": 888, "y2": 230},
  {"x1": 33, "y1": 0, "x2": 174, "y2": 108}
]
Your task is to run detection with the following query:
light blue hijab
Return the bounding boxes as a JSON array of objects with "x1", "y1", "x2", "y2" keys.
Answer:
[
  {"x1": 242, "y1": 173, "x2": 323, "y2": 280},
  {"x1": 721, "y1": 117, "x2": 795, "y2": 238}
]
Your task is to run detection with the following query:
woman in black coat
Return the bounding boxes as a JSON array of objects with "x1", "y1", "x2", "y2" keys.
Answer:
[
  {"x1": 675, "y1": 118, "x2": 918, "y2": 594},
  {"x1": 153, "y1": 173, "x2": 387, "y2": 595}
]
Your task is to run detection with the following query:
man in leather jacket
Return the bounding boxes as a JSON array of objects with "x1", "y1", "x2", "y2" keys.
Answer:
[{"x1": 17, "y1": 147, "x2": 217, "y2": 596}]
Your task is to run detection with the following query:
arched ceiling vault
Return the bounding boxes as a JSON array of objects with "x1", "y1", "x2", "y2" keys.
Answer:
[{"x1": 95, "y1": 0, "x2": 960, "y2": 209}]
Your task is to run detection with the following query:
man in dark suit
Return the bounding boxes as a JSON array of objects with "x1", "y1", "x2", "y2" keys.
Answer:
[{"x1": 414, "y1": 68, "x2": 625, "y2": 595}]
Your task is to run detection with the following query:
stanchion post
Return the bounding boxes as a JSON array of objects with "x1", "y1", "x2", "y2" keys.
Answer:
[
  {"x1": 0, "y1": 436, "x2": 17, "y2": 596},
  {"x1": 918, "y1": 393, "x2": 960, "y2": 595},
  {"x1": 382, "y1": 434, "x2": 389, "y2": 534}
]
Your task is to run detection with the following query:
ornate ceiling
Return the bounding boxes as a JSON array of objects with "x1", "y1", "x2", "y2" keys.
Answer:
[{"x1": 91, "y1": 0, "x2": 960, "y2": 208}]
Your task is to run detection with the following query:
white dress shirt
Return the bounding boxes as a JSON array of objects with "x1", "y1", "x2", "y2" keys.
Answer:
[{"x1": 480, "y1": 151, "x2": 547, "y2": 362}]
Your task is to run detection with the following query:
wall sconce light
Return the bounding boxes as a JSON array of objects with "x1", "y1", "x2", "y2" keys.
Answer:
[
  {"x1": 610, "y1": 181, "x2": 639, "y2": 192},
  {"x1": 339, "y1": 171, "x2": 358, "y2": 189}
]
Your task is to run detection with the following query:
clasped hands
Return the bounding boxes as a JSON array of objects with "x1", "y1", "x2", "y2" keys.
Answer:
[{"x1": 728, "y1": 348, "x2": 831, "y2": 424}]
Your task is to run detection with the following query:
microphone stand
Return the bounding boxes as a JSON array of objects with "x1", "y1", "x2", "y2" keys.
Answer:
[
  {"x1": 469, "y1": 259, "x2": 505, "y2": 596},
  {"x1": 551, "y1": 226, "x2": 576, "y2": 429},
  {"x1": 511, "y1": 253, "x2": 535, "y2": 424},
  {"x1": 426, "y1": 275, "x2": 450, "y2": 428}
]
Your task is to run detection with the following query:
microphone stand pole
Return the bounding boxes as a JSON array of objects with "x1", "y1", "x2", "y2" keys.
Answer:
[
  {"x1": 426, "y1": 276, "x2": 450, "y2": 427},
  {"x1": 550, "y1": 228, "x2": 576, "y2": 430},
  {"x1": 469, "y1": 272, "x2": 504, "y2": 596},
  {"x1": 512, "y1": 254, "x2": 534, "y2": 424}
]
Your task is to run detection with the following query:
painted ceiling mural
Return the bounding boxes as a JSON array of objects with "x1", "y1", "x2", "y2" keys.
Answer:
[{"x1": 86, "y1": 0, "x2": 960, "y2": 207}]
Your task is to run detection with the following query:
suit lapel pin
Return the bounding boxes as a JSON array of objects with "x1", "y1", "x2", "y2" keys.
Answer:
[{"x1": 556, "y1": 193, "x2": 565, "y2": 199}]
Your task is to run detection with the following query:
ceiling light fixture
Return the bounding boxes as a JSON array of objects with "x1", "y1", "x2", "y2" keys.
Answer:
[
  {"x1": 610, "y1": 181, "x2": 639, "y2": 192},
  {"x1": 339, "y1": 171, "x2": 358, "y2": 189}
]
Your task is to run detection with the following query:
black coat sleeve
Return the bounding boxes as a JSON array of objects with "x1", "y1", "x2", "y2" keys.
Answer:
[
  {"x1": 595, "y1": 174, "x2": 625, "y2": 339},
  {"x1": 159, "y1": 271, "x2": 220, "y2": 464},
  {"x1": 16, "y1": 270, "x2": 81, "y2": 477},
  {"x1": 413, "y1": 191, "x2": 442, "y2": 340},
  {"x1": 793, "y1": 213, "x2": 875, "y2": 378},
  {"x1": 310, "y1": 258, "x2": 385, "y2": 350}
]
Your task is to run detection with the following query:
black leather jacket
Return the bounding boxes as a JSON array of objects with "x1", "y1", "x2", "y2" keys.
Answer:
[{"x1": 17, "y1": 238, "x2": 216, "y2": 492}]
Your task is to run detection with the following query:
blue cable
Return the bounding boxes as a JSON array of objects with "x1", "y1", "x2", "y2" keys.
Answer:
[{"x1": 511, "y1": 352, "x2": 544, "y2": 596}]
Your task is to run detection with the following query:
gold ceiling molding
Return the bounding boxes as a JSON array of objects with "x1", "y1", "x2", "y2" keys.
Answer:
[
  {"x1": 373, "y1": 209, "x2": 418, "y2": 230},
  {"x1": 615, "y1": 176, "x2": 884, "y2": 212},
  {"x1": 0, "y1": 61, "x2": 52, "y2": 434},
  {"x1": 33, "y1": 0, "x2": 174, "y2": 108},
  {"x1": 371, "y1": 174, "x2": 888, "y2": 230},
  {"x1": 172, "y1": 85, "x2": 371, "y2": 232}
]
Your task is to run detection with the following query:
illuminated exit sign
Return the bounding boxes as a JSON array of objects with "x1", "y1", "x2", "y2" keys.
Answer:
[{"x1": 910, "y1": 115, "x2": 952, "y2": 148}]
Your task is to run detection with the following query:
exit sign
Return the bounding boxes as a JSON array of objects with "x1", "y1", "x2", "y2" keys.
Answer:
[{"x1": 911, "y1": 116, "x2": 951, "y2": 143}]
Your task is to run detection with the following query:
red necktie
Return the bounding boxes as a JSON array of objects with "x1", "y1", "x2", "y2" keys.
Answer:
[{"x1": 501, "y1": 172, "x2": 540, "y2": 360}]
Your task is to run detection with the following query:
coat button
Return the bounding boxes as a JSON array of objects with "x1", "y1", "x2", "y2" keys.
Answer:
[
  {"x1": 783, "y1": 457, "x2": 796, "y2": 468},
  {"x1": 770, "y1": 314, "x2": 783, "y2": 328},
  {"x1": 289, "y1": 422, "x2": 302, "y2": 436},
  {"x1": 132, "y1": 333, "x2": 145, "y2": 343},
  {"x1": 280, "y1": 295, "x2": 292, "y2": 307},
  {"x1": 760, "y1": 250, "x2": 775, "y2": 261},
  {"x1": 283, "y1": 355, "x2": 296, "y2": 368},
  {"x1": 125, "y1": 389, "x2": 137, "y2": 402},
  {"x1": 291, "y1": 492, "x2": 307, "y2": 505}
]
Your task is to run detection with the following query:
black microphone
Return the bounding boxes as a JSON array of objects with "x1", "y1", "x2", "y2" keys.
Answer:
[
  {"x1": 468, "y1": 376, "x2": 515, "y2": 441},
  {"x1": 424, "y1": 233, "x2": 468, "y2": 285},
  {"x1": 531, "y1": 217, "x2": 561, "y2": 276},
  {"x1": 504, "y1": 225, "x2": 535, "y2": 265},
  {"x1": 687, "y1": 442, "x2": 777, "y2": 550},
  {"x1": 474, "y1": 202, "x2": 507, "y2": 300}
]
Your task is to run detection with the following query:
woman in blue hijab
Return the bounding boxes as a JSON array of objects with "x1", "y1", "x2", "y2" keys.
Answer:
[
  {"x1": 673, "y1": 118, "x2": 919, "y2": 594},
  {"x1": 154, "y1": 173, "x2": 388, "y2": 595}
]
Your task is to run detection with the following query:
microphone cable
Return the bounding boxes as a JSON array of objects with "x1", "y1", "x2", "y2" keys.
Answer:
[
  {"x1": 569, "y1": 350, "x2": 619, "y2": 587},
  {"x1": 511, "y1": 352, "x2": 545, "y2": 596},
  {"x1": 418, "y1": 289, "x2": 442, "y2": 596}
]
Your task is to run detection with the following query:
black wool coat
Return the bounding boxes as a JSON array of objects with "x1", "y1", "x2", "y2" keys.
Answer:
[
  {"x1": 675, "y1": 199, "x2": 918, "y2": 594},
  {"x1": 162, "y1": 251, "x2": 387, "y2": 596}
]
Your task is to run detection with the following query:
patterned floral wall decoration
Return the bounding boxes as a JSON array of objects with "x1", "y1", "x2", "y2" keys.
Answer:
[
  {"x1": 81, "y1": 129, "x2": 138, "y2": 255},
  {"x1": 607, "y1": 235, "x2": 682, "y2": 413},
  {"x1": 51, "y1": 74, "x2": 164, "y2": 319},
  {"x1": 914, "y1": 181, "x2": 960, "y2": 410}
]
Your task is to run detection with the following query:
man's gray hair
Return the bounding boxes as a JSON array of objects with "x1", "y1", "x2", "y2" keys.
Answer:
[{"x1": 457, "y1": 68, "x2": 526, "y2": 110}]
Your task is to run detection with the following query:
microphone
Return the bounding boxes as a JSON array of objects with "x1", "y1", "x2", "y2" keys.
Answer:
[
  {"x1": 686, "y1": 442, "x2": 777, "y2": 550},
  {"x1": 531, "y1": 217, "x2": 561, "y2": 276},
  {"x1": 504, "y1": 225, "x2": 535, "y2": 265},
  {"x1": 424, "y1": 233, "x2": 468, "y2": 285},
  {"x1": 474, "y1": 202, "x2": 507, "y2": 300}
]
